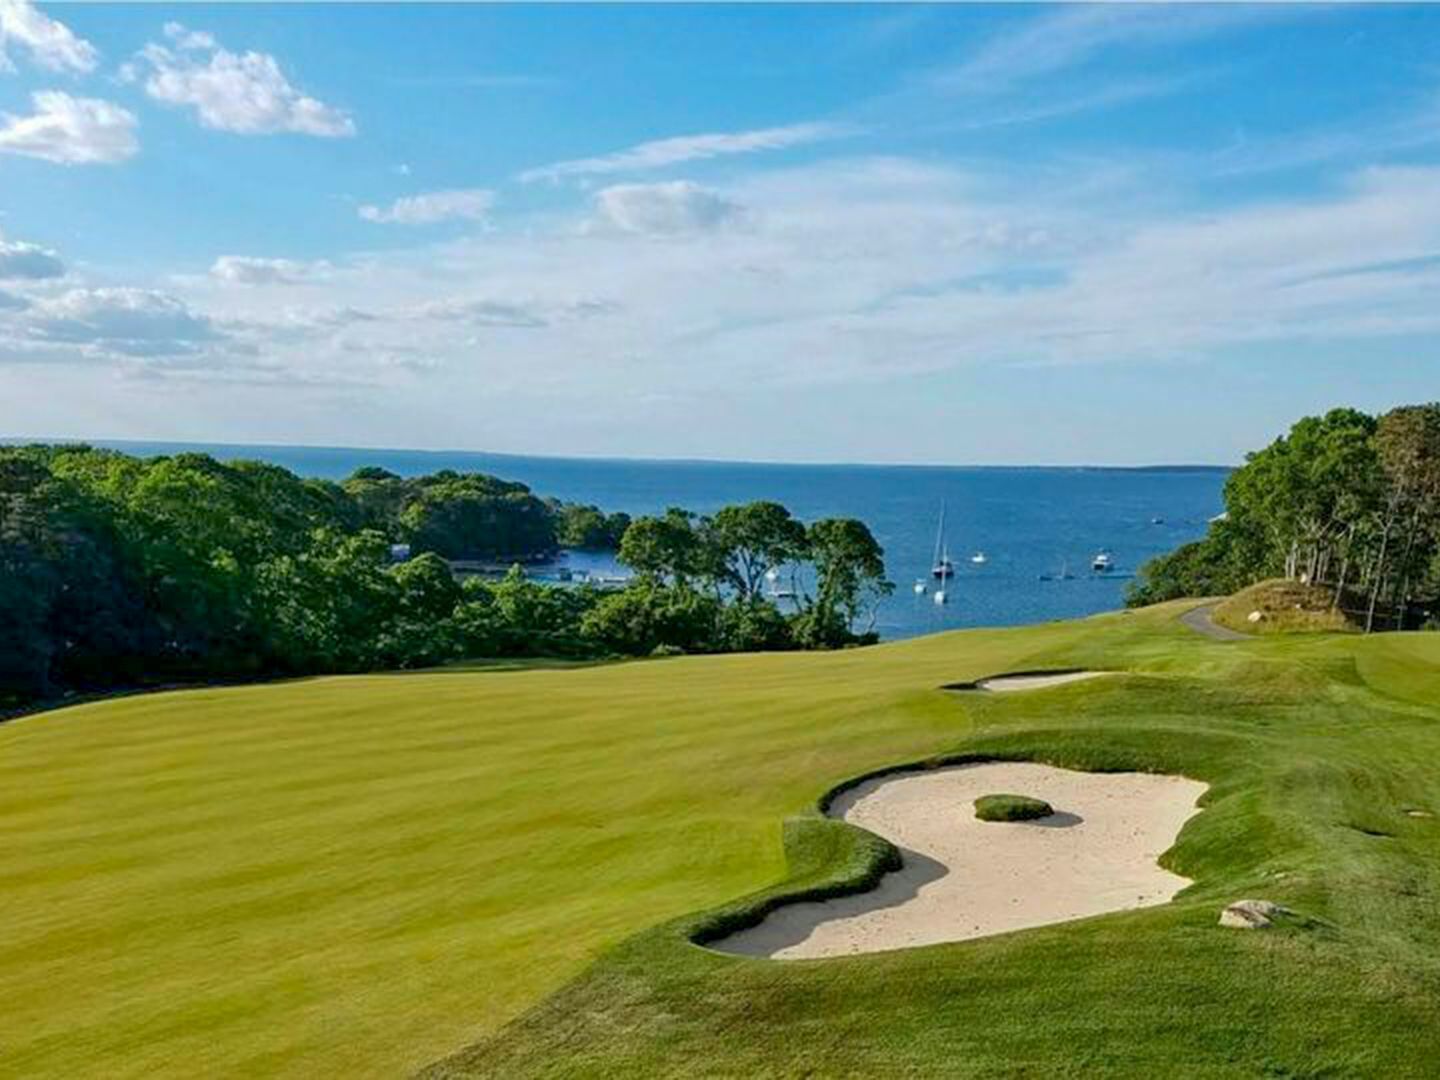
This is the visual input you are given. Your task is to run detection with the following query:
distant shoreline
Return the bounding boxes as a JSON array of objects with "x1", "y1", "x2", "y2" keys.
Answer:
[{"x1": 0, "y1": 436, "x2": 1235, "y2": 474}]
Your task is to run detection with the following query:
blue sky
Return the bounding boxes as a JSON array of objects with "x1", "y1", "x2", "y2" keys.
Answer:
[{"x1": 1, "y1": 2, "x2": 1437, "y2": 465}]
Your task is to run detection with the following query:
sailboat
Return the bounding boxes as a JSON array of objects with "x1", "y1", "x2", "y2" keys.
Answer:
[
  {"x1": 1039, "y1": 558, "x2": 1074, "y2": 582},
  {"x1": 765, "y1": 566, "x2": 796, "y2": 600},
  {"x1": 931, "y1": 502, "x2": 952, "y2": 604},
  {"x1": 931, "y1": 503, "x2": 955, "y2": 580}
]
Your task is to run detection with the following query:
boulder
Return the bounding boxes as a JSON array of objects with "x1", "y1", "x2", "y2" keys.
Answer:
[{"x1": 1219, "y1": 898, "x2": 1289, "y2": 929}]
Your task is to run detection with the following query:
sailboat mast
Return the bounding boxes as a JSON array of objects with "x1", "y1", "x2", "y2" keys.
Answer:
[{"x1": 933, "y1": 500, "x2": 946, "y2": 570}]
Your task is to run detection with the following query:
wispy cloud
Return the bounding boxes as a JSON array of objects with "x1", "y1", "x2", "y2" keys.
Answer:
[
  {"x1": 518, "y1": 121, "x2": 856, "y2": 183},
  {"x1": 210, "y1": 256, "x2": 330, "y2": 286},
  {"x1": 932, "y1": 4, "x2": 1287, "y2": 96},
  {"x1": 592, "y1": 181, "x2": 743, "y2": 236},
  {"x1": 0, "y1": 235, "x2": 65, "y2": 279},
  {"x1": 358, "y1": 188, "x2": 495, "y2": 226}
]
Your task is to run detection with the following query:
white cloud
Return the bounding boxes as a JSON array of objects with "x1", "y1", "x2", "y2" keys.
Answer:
[
  {"x1": 413, "y1": 297, "x2": 549, "y2": 327},
  {"x1": 359, "y1": 188, "x2": 494, "y2": 225},
  {"x1": 27, "y1": 287, "x2": 222, "y2": 358},
  {"x1": 210, "y1": 255, "x2": 329, "y2": 285},
  {"x1": 128, "y1": 23, "x2": 354, "y2": 137},
  {"x1": 0, "y1": 236, "x2": 64, "y2": 279},
  {"x1": 593, "y1": 181, "x2": 742, "y2": 235},
  {"x1": 0, "y1": 288, "x2": 28, "y2": 311},
  {"x1": 0, "y1": 91, "x2": 137, "y2": 164},
  {"x1": 161, "y1": 21, "x2": 214, "y2": 52},
  {"x1": 0, "y1": 0, "x2": 98, "y2": 73},
  {"x1": 17, "y1": 153, "x2": 1440, "y2": 451},
  {"x1": 519, "y1": 121, "x2": 852, "y2": 183}
]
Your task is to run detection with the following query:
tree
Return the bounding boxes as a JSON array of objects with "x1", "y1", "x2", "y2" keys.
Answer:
[
  {"x1": 1370, "y1": 404, "x2": 1440, "y2": 630},
  {"x1": 1128, "y1": 402, "x2": 1440, "y2": 631},
  {"x1": 470, "y1": 566, "x2": 598, "y2": 656},
  {"x1": 399, "y1": 474, "x2": 557, "y2": 561},
  {"x1": 707, "y1": 501, "x2": 809, "y2": 600},
  {"x1": 617, "y1": 508, "x2": 712, "y2": 585},
  {"x1": 554, "y1": 502, "x2": 631, "y2": 550},
  {"x1": 580, "y1": 580, "x2": 722, "y2": 655},
  {"x1": 391, "y1": 553, "x2": 462, "y2": 620},
  {"x1": 798, "y1": 518, "x2": 891, "y2": 646}
]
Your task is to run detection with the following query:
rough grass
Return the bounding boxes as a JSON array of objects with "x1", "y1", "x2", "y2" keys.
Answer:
[
  {"x1": 974, "y1": 792, "x2": 1054, "y2": 821},
  {"x1": 1213, "y1": 578, "x2": 1357, "y2": 635},
  {"x1": 5, "y1": 602, "x2": 1440, "y2": 1078}
]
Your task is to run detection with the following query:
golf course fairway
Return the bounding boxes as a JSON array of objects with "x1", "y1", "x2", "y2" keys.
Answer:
[{"x1": 5, "y1": 600, "x2": 1440, "y2": 1078}]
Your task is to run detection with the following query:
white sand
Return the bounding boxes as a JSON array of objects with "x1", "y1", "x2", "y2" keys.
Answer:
[
  {"x1": 711, "y1": 762, "x2": 1206, "y2": 959},
  {"x1": 975, "y1": 671, "x2": 1108, "y2": 692}
]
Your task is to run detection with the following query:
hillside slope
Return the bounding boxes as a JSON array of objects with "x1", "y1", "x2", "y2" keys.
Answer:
[{"x1": 4, "y1": 604, "x2": 1439, "y2": 1077}]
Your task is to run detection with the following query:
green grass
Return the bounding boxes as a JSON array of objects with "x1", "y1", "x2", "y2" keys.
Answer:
[
  {"x1": 973, "y1": 793, "x2": 1054, "y2": 821},
  {"x1": 4, "y1": 603, "x2": 1440, "y2": 1078}
]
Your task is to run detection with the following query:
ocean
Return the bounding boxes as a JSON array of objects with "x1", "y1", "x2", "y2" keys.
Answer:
[{"x1": 53, "y1": 440, "x2": 1228, "y2": 641}]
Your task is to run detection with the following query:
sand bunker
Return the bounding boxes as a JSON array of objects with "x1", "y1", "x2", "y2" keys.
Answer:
[
  {"x1": 712, "y1": 762, "x2": 1206, "y2": 960},
  {"x1": 976, "y1": 671, "x2": 1107, "y2": 692}
]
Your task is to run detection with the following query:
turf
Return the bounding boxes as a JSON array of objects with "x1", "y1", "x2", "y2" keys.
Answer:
[
  {"x1": 973, "y1": 793, "x2": 1054, "y2": 821},
  {"x1": 4, "y1": 603, "x2": 1440, "y2": 1078}
]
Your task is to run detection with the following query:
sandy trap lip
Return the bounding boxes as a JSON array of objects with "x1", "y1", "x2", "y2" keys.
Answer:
[
  {"x1": 709, "y1": 762, "x2": 1207, "y2": 960},
  {"x1": 942, "y1": 670, "x2": 1109, "y2": 693}
]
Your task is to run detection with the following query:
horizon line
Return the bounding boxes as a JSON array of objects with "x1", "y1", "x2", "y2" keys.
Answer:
[
  {"x1": 2, "y1": 434, "x2": 1238, "y2": 472},
  {"x1": 2, "y1": 433, "x2": 1237, "y2": 473}
]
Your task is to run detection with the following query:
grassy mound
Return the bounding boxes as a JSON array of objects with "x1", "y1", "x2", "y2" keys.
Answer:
[
  {"x1": 1212, "y1": 578, "x2": 1357, "y2": 635},
  {"x1": 974, "y1": 792, "x2": 1054, "y2": 821},
  {"x1": 7, "y1": 600, "x2": 1440, "y2": 1078}
]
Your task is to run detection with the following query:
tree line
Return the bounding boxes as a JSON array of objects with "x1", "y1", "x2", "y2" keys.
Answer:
[
  {"x1": 1128, "y1": 403, "x2": 1440, "y2": 630},
  {"x1": 0, "y1": 445, "x2": 890, "y2": 708}
]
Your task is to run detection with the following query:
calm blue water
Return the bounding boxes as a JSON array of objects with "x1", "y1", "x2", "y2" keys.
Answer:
[{"x1": 68, "y1": 440, "x2": 1227, "y2": 641}]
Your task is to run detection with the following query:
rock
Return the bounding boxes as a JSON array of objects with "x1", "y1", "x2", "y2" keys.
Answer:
[
  {"x1": 1220, "y1": 899, "x2": 1279, "y2": 928},
  {"x1": 1247, "y1": 610, "x2": 1265, "y2": 624},
  {"x1": 1219, "y1": 898, "x2": 1289, "y2": 929}
]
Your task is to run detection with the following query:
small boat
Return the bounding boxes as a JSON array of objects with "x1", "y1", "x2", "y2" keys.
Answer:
[
  {"x1": 913, "y1": 579, "x2": 927, "y2": 595},
  {"x1": 1092, "y1": 551, "x2": 1114, "y2": 573},
  {"x1": 1150, "y1": 516, "x2": 1165, "y2": 525},
  {"x1": 932, "y1": 558, "x2": 954, "y2": 579},
  {"x1": 933, "y1": 588, "x2": 947, "y2": 605},
  {"x1": 1039, "y1": 558, "x2": 1074, "y2": 582},
  {"x1": 970, "y1": 551, "x2": 988, "y2": 565}
]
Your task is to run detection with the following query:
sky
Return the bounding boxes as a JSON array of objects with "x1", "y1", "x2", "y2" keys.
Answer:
[{"x1": 0, "y1": 2, "x2": 1438, "y2": 466}]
